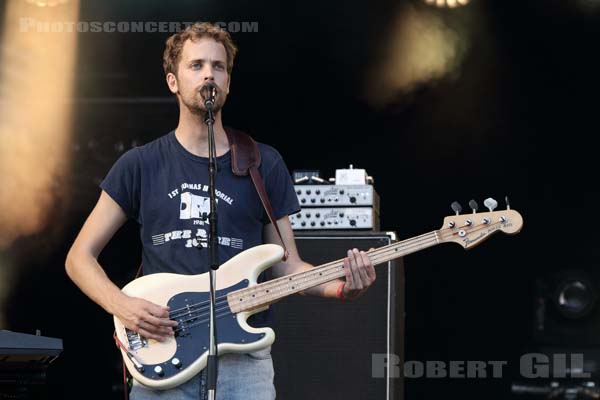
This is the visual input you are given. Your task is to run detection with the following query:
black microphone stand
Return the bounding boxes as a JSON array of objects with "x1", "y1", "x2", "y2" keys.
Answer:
[{"x1": 203, "y1": 95, "x2": 220, "y2": 400}]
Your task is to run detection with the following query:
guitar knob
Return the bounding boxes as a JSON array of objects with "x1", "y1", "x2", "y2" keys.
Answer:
[
  {"x1": 154, "y1": 365, "x2": 164, "y2": 376},
  {"x1": 171, "y1": 358, "x2": 182, "y2": 369},
  {"x1": 468, "y1": 199, "x2": 478, "y2": 213},
  {"x1": 483, "y1": 198, "x2": 498, "y2": 212},
  {"x1": 451, "y1": 201, "x2": 462, "y2": 215}
]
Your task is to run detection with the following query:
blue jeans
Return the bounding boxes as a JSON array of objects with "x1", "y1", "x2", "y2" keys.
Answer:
[{"x1": 130, "y1": 347, "x2": 275, "y2": 400}]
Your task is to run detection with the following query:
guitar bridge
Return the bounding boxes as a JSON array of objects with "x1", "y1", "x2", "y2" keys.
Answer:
[{"x1": 125, "y1": 328, "x2": 148, "y2": 351}]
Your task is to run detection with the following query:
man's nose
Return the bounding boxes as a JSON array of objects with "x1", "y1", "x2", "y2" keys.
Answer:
[{"x1": 202, "y1": 65, "x2": 215, "y2": 81}]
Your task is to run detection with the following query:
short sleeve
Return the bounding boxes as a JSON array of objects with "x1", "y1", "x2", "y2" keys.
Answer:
[
  {"x1": 99, "y1": 148, "x2": 141, "y2": 221},
  {"x1": 262, "y1": 155, "x2": 301, "y2": 224}
]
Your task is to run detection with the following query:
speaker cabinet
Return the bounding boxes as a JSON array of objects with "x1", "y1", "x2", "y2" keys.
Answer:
[{"x1": 271, "y1": 231, "x2": 404, "y2": 400}]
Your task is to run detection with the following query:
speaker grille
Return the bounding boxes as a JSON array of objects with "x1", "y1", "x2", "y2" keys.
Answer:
[{"x1": 271, "y1": 232, "x2": 404, "y2": 400}]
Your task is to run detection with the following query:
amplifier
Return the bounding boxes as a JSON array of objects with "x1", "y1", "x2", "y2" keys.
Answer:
[
  {"x1": 290, "y1": 207, "x2": 380, "y2": 230},
  {"x1": 272, "y1": 231, "x2": 404, "y2": 400},
  {"x1": 294, "y1": 184, "x2": 379, "y2": 209}
]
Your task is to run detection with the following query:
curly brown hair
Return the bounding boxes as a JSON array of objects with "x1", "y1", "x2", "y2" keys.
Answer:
[{"x1": 163, "y1": 22, "x2": 238, "y2": 76}]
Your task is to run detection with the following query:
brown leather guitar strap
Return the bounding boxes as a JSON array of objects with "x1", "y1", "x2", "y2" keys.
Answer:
[{"x1": 225, "y1": 127, "x2": 289, "y2": 261}]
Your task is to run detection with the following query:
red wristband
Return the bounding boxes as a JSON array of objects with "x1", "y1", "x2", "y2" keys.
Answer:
[{"x1": 336, "y1": 281, "x2": 346, "y2": 301}]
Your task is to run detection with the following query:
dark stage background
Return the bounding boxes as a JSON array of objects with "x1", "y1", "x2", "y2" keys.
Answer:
[{"x1": 1, "y1": 0, "x2": 600, "y2": 399}]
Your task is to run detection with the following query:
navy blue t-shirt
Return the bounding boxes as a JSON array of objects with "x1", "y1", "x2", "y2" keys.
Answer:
[{"x1": 100, "y1": 130, "x2": 300, "y2": 326}]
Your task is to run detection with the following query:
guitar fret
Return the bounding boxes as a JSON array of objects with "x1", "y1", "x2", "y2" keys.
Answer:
[{"x1": 229, "y1": 231, "x2": 441, "y2": 313}]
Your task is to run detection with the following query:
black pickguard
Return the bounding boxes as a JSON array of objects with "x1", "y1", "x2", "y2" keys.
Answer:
[{"x1": 136, "y1": 279, "x2": 265, "y2": 381}]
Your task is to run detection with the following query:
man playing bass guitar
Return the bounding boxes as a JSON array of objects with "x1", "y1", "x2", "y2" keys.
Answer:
[{"x1": 65, "y1": 22, "x2": 375, "y2": 400}]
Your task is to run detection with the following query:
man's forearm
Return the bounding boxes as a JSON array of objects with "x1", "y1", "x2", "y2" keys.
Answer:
[
  {"x1": 301, "y1": 279, "x2": 344, "y2": 299},
  {"x1": 65, "y1": 250, "x2": 126, "y2": 315},
  {"x1": 275, "y1": 260, "x2": 343, "y2": 299}
]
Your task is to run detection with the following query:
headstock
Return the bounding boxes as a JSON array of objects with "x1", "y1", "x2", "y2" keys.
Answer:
[{"x1": 438, "y1": 197, "x2": 523, "y2": 249}]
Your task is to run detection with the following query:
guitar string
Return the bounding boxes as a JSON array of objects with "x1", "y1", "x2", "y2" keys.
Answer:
[
  {"x1": 167, "y1": 222, "x2": 494, "y2": 321},
  {"x1": 170, "y1": 233, "x2": 442, "y2": 325},
  {"x1": 167, "y1": 229, "x2": 439, "y2": 317},
  {"x1": 168, "y1": 220, "x2": 504, "y2": 324},
  {"x1": 167, "y1": 229, "x2": 438, "y2": 319},
  {"x1": 172, "y1": 266, "x2": 347, "y2": 329},
  {"x1": 177, "y1": 233, "x2": 444, "y2": 331}
]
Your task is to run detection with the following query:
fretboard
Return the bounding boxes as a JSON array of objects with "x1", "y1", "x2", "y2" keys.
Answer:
[{"x1": 228, "y1": 231, "x2": 440, "y2": 313}]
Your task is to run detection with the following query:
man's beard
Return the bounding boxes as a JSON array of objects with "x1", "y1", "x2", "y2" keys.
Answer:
[{"x1": 180, "y1": 89, "x2": 226, "y2": 116}]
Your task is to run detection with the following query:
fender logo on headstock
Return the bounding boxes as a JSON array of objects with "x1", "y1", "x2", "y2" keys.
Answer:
[{"x1": 463, "y1": 232, "x2": 485, "y2": 246}]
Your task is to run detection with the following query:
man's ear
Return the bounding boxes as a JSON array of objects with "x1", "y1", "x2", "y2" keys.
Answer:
[
  {"x1": 166, "y1": 72, "x2": 178, "y2": 94},
  {"x1": 225, "y1": 73, "x2": 231, "y2": 95}
]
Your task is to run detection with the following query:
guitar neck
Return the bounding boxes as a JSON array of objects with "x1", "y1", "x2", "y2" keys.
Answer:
[{"x1": 229, "y1": 231, "x2": 441, "y2": 313}]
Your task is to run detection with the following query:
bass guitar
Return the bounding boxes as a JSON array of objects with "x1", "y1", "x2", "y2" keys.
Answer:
[{"x1": 114, "y1": 202, "x2": 523, "y2": 389}]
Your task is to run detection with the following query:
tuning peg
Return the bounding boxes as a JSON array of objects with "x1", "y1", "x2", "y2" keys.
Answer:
[
  {"x1": 483, "y1": 198, "x2": 498, "y2": 212},
  {"x1": 468, "y1": 199, "x2": 478, "y2": 213},
  {"x1": 505, "y1": 196, "x2": 511, "y2": 210},
  {"x1": 451, "y1": 201, "x2": 462, "y2": 215}
]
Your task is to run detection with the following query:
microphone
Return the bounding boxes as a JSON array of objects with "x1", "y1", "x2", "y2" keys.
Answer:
[{"x1": 200, "y1": 82, "x2": 218, "y2": 110}]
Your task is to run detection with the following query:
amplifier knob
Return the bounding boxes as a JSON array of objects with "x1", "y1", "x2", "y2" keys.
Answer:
[
  {"x1": 310, "y1": 198, "x2": 316, "y2": 203},
  {"x1": 306, "y1": 190, "x2": 312, "y2": 195},
  {"x1": 350, "y1": 196, "x2": 357, "y2": 203},
  {"x1": 316, "y1": 190, "x2": 321, "y2": 195},
  {"x1": 315, "y1": 213, "x2": 320, "y2": 218},
  {"x1": 320, "y1": 221, "x2": 325, "y2": 226},
  {"x1": 320, "y1": 198, "x2": 325, "y2": 203},
  {"x1": 301, "y1": 222, "x2": 306, "y2": 227},
  {"x1": 349, "y1": 220, "x2": 357, "y2": 227},
  {"x1": 306, "y1": 213, "x2": 311, "y2": 218},
  {"x1": 310, "y1": 222, "x2": 316, "y2": 227}
]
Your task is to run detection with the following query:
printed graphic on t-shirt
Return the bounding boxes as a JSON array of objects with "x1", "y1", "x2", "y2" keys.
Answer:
[{"x1": 151, "y1": 182, "x2": 243, "y2": 250}]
